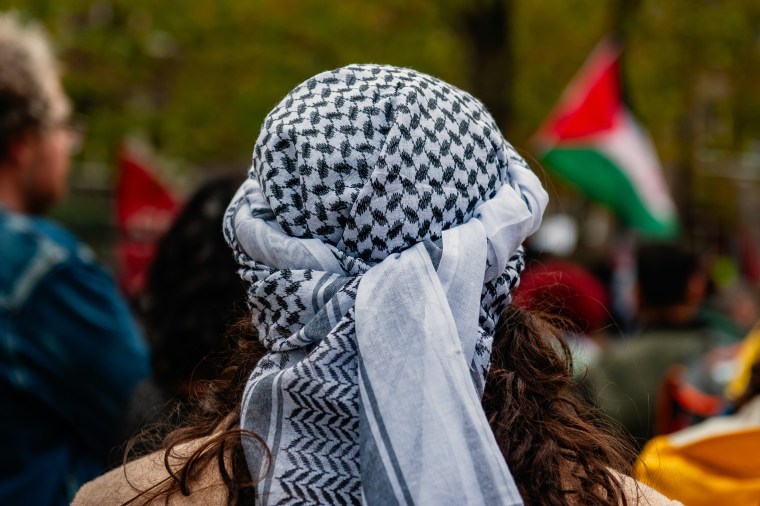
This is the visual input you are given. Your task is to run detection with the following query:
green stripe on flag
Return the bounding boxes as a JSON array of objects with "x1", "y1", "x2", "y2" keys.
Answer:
[{"x1": 543, "y1": 147, "x2": 678, "y2": 238}]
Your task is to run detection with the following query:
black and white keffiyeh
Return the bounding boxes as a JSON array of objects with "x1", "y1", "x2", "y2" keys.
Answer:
[{"x1": 223, "y1": 64, "x2": 548, "y2": 505}]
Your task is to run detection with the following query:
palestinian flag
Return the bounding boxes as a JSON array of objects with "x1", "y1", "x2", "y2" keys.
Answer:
[{"x1": 533, "y1": 38, "x2": 678, "y2": 238}]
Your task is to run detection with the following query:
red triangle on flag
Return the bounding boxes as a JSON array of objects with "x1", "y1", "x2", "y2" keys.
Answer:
[
  {"x1": 535, "y1": 39, "x2": 623, "y2": 144},
  {"x1": 115, "y1": 146, "x2": 179, "y2": 228}
]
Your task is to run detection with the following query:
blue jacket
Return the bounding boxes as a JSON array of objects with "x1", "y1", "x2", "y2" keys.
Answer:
[{"x1": 0, "y1": 208, "x2": 150, "y2": 505}]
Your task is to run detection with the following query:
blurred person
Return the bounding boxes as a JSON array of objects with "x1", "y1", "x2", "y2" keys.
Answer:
[
  {"x1": 639, "y1": 273, "x2": 760, "y2": 437},
  {"x1": 124, "y1": 174, "x2": 248, "y2": 433},
  {"x1": 139, "y1": 173, "x2": 247, "y2": 404},
  {"x1": 587, "y1": 242, "x2": 716, "y2": 450},
  {"x1": 0, "y1": 13, "x2": 149, "y2": 505},
  {"x1": 73, "y1": 65, "x2": 679, "y2": 505},
  {"x1": 635, "y1": 330, "x2": 760, "y2": 505},
  {"x1": 702, "y1": 279, "x2": 760, "y2": 344}
]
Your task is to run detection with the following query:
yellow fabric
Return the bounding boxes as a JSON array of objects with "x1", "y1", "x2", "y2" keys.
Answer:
[
  {"x1": 636, "y1": 428, "x2": 760, "y2": 505},
  {"x1": 726, "y1": 325, "x2": 760, "y2": 400}
]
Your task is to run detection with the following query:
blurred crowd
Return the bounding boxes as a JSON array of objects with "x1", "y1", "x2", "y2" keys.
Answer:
[
  {"x1": 515, "y1": 235, "x2": 760, "y2": 505},
  {"x1": 3, "y1": 11, "x2": 760, "y2": 506}
]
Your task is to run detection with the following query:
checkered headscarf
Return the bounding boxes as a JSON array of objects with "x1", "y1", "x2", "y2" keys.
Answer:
[{"x1": 224, "y1": 64, "x2": 547, "y2": 505}]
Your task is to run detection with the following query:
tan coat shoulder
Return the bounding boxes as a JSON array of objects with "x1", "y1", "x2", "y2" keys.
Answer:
[
  {"x1": 72, "y1": 444, "x2": 681, "y2": 505},
  {"x1": 615, "y1": 471, "x2": 684, "y2": 505},
  {"x1": 72, "y1": 440, "x2": 227, "y2": 506}
]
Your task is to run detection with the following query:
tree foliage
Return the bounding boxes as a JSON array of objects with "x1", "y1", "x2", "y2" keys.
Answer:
[
  {"x1": 3, "y1": 0, "x2": 468, "y2": 170},
  {"x1": 2, "y1": 0, "x2": 760, "y2": 236}
]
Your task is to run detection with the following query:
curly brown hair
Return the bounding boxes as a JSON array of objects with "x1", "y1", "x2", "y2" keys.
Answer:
[
  {"x1": 125, "y1": 305, "x2": 634, "y2": 505},
  {"x1": 485, "y1": 305, "x2": 634, "y2": 505}
]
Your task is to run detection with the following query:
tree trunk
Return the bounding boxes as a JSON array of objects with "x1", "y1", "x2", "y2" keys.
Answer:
[{"x1": 457, "y1": 0, "x2": 514, "y2": 135}]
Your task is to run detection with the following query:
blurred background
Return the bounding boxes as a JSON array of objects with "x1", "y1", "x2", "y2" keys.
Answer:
[{"x1": 3, "y1": 0, "x2": 760, "y2": 297}]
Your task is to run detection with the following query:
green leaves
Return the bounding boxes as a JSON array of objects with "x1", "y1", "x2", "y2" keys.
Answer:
[{"x1": 4, "y1": 0, "x2": 759, "y2": 179}]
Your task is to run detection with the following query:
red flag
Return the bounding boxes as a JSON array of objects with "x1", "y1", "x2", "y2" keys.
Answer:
[{"x1": 115, "y1": 144, "x2": 181, "y2": 297}]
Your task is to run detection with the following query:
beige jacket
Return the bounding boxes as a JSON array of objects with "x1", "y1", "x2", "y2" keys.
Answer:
[
  {"x1": 73, "y1": 441, "x2": 681, "y2": 505},
  {"x1": 72, "y1": 438, "x2": 227, "y2": 505}
]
